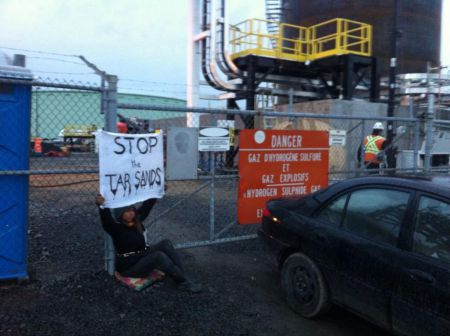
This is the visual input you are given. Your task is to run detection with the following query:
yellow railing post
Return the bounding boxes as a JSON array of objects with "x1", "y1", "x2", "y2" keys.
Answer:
[
  {"x1": 336, "y1": 19, "x2": 342, "y2": 54},
  {"x1": 344, "y1": 19, "x2": 348, "y2": 52},
  {"x1": 308, "y1": 27, "x2": 317, "y2": 61},
  {"x1": 277, "y1": 23, "x2": 282, "y2": 58},
  {"x1": 364, "y1": 25, "x2": 367, "y2": 54},
  {"x1": 361, "y1": 24, "x2": 366, "y2": 54},
  {"x1": 294, "y1": 27, "x2": 299, "y2": 61},
  {"x1": 305, "y1": 29, "x2": 308, "y2": 60},
  {"x1": 279, "y1": 23, "x2": 284, "y2": 59},
  {"x1": 257, "y1": 23, "x2": 262, "y2": 50}
]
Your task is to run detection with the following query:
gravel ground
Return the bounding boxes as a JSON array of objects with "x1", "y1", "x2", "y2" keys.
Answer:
[{"x1": 0, "y1": 173, "x2": 389, "y2": 336}]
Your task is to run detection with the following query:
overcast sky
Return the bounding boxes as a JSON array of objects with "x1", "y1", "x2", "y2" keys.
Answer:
[
  {"x1": 0, "y1": 0, "x2": 264, "y2": 98},
  {"x1": 0, "y1": 0, "x2": 449, "y2": 100}
]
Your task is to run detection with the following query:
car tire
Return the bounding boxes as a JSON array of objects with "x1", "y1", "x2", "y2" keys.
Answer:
[{"x1": 281, "y1": 252, "x2": 330, "y2": 318}]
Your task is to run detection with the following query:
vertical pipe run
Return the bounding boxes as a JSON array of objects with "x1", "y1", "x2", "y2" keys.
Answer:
[
  {"x1": 424, "y1": 93, "x2": 435, "y2": 174},
  {"x1": 414, "y1": 119, "x2": 420, "y2": 173},
  {"x1": 246, "y1": 56, "x2": 256, "y2": 128},
  {"x1": 343, "y1": 56, "x2": 353, "y2": 100},
  {"x1": 370, "y1": 57, "x2": 379, "y2": 102},
  {"x1": 359, "y1": 120, "x2": 366, "y2": 176},
  {"x1": 409, "y1": 98, "x2": 419, "y2": 173},
  {"x1": 187, "y1": 0, "x2": 201, "y2": 127},
  {"x1": 386, "y1": 0, "x2": 400, "y2": 170}
]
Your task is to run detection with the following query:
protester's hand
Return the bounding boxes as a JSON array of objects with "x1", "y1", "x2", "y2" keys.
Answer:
[{"x1": 96, "y1": 194, "x2": 105, "y2": 206}]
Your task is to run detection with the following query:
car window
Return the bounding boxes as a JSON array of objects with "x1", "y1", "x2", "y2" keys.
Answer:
[
  {"x1": 343, "y1": 188, "x2": 410, "y2": 246},
  {"x1": 315, "y1": 193, "x2": 348, "y2": 227},
  {"x1": 413, "y1": 196, "x2": 450, "y2": 264}
]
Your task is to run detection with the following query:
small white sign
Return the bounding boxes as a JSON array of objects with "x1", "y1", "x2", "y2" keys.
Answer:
[
  {"x1": 329, "y1": 130, "x2": 347, "y2": 146},
  {"x1": 198, "y1": 127, "x2": 230, "y2": 152}
]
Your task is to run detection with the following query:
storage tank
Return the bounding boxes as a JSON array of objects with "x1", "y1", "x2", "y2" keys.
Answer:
[{"x1": 281, "y1": 0, "x2": 442, "y2": 76}]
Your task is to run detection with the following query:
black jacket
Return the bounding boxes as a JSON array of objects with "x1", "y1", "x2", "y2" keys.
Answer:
[{"x1": 98, "y1": 198, "x2": 157, "y2": 272}]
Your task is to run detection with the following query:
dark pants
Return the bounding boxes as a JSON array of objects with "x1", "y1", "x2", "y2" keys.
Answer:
[
  {"x1": 365, "y1": 162, "x2": 381, "y2": 174},
  {"x1": 121, "y1": 239, "x2": 185, "y2": 282}
]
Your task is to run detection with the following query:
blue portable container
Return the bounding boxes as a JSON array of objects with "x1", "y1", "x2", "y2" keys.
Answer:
[{"x1": 0, "y1": 56, "x2": 32, "y2": 280}]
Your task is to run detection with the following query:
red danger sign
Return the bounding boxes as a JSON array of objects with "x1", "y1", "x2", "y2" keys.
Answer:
[{"x1": 238, "y1": 130, "x2": 329, "y2": 225}]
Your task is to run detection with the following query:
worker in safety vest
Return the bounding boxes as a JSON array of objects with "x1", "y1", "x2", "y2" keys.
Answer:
[{"x1": 358, "y1": 122, "x2": 386, "y2": 170}]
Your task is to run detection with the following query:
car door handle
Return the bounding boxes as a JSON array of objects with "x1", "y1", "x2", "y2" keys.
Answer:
[{"x1": 406, "y1": 269, "x2": 435, "y2": 284}]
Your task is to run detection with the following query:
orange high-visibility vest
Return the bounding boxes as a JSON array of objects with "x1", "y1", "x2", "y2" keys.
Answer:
[{"x1": 364, "y1": 135, "x2": 385, "y2": 163}]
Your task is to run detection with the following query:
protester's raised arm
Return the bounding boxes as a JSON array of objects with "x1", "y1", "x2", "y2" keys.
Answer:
[
  {"x1": 138, "y1": 198, "x2": 158, "y2": 221},
  {"x1": 96, "y1": 194, "x2": 116, "y2": 234}
]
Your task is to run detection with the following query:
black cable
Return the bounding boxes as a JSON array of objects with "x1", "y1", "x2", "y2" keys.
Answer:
[{"x1": 0, "y1": 46, "x2": 77, "y2": 58}]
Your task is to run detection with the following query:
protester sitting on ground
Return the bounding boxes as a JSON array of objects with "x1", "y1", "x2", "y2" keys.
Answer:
[{"x1": 96, "y1": 194, "x2": 202, "y2": 293}]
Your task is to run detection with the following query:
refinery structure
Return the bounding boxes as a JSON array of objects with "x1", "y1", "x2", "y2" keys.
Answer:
[
  {"x1": 187, "y1": 0, "x2": 448, "y2": 117},
  {"x1": 186, "y1": 0, "x2": 449, "y2": 170}
]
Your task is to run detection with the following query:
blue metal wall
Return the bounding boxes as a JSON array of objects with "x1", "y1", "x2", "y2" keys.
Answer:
[{"x1": 0, "y1": 80, "x2": 31, "y2": 280}]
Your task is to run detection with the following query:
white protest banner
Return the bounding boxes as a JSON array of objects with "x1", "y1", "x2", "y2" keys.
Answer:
[{"x1": 96, "y1": 131, "x2": 165, "y2": 208}]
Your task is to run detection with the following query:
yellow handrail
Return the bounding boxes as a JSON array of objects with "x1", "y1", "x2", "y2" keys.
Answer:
[{"x1": 230, "y1": 18, "x2": 372, "y2": 63}]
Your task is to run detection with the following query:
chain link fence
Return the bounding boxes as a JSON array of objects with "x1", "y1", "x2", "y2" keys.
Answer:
[
  {"x1": 2, "y1": 73, "x2": 449, "y2": 276},
  {"x1": 29, "y1": 79, "x2": 102, "y2": 209}
]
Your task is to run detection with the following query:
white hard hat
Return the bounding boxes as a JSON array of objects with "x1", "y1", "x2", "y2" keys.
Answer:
[{"x1": 373, "y1": 122, "x2": 384, "y2": 130}]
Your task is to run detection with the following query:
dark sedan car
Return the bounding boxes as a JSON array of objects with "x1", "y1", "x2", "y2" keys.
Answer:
[{"x1": 259, "y1": 176, "x2": 450, "y2": 336}]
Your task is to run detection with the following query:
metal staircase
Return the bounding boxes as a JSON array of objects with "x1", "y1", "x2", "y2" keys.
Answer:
[{"x1": 265, "y1": 0, "x2": 283, "y2": 47}]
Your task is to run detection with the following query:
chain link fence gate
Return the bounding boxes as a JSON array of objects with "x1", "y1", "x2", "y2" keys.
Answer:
[
  {"x1": 115, "y1": 102, "x2": 426, "y2": 253},
  {"x1": 115, "y1": 103, "x2": 261, "y2": 253}
]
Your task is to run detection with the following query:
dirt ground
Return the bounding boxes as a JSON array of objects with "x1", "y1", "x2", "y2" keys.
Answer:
[{"x1": 1, "y1": 165, "x2": 390, "y2": 336}]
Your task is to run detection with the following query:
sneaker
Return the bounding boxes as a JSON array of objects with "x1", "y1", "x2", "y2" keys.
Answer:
[{"x1": 178, "y1": 280, "x2": 202, "y2": 293}]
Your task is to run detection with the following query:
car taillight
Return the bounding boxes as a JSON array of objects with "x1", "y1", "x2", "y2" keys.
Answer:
[{"x1": 263, "y1": 207, "x2": 280, "y2": 223}]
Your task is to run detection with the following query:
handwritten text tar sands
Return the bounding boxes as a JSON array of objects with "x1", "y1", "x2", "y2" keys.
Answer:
[{"x1": 105, "y1": 136, "x2": 163, "y2": 197}]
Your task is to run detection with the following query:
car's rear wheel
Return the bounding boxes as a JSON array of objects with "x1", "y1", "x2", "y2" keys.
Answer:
[{"x1": 281, "y1": 252, "x2": 330, "y2": 318}]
